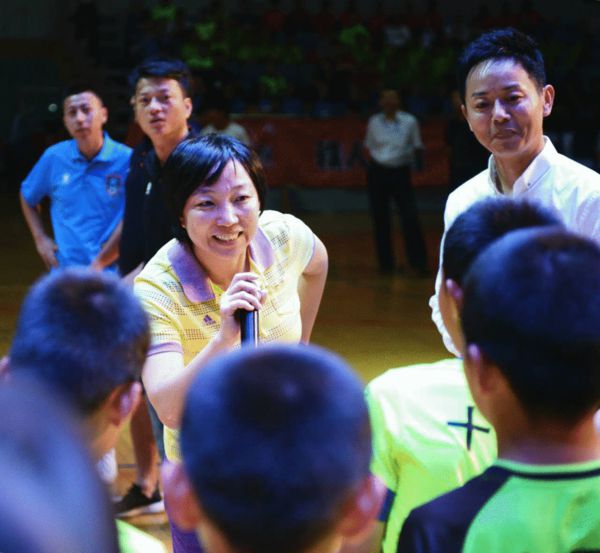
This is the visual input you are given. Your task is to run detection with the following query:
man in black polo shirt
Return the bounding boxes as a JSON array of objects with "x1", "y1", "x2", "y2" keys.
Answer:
[
  {"x1": 119, "y1": 57, "x2": 195, "y2": 280},
  {"x1": 116, "y1": 57, "x2": 196, "y2": 517}
]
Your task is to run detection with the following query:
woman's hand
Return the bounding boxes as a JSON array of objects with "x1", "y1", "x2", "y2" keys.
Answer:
[
  {"x1": 218, "y1": 272, "x2": 265, "y2": 345},
  {"x1": 143, "y1": 272, "x2": 265, "y2": 429}
]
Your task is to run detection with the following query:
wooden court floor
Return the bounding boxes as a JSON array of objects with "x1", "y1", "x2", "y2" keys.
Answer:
[{"x1": 0, "y1": 190, "x2": 448, "y2": 550}]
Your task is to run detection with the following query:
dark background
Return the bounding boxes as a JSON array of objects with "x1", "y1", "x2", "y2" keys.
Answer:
[{"x1": 1, "y1": 0, "x2": 599, "y2": 189}]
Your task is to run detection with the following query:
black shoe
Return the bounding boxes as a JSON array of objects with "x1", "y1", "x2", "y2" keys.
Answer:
[{"x1": 114, "y1": 484, "x2": 164, "y2": 518}]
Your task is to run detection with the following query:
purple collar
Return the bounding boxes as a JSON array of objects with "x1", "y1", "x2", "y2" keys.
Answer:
[{"x1": 167, "y1": 226, "x2": 275, "y2": 303}]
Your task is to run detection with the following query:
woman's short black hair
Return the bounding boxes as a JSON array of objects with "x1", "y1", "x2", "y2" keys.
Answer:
[{"x1": 162, "y1": 134, "x2": 268, "y2": 245}]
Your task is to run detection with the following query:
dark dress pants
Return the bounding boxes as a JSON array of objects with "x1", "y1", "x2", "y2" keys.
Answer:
[{"x1": 367, "y1": 161, "x2": 428, "y2": 272}]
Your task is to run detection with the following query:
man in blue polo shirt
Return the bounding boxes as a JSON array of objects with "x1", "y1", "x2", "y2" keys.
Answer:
[{"x1": 20, "y1": 83, "x2": 131, "y2": 272}]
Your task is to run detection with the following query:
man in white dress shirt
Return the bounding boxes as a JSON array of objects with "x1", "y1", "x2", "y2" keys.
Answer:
[
  {"x1": 431, "y1": 28, "x2": 600, "y2": 354},
  {"x1": 364, "y1": 89, "x2": 429, "y2": 275}
]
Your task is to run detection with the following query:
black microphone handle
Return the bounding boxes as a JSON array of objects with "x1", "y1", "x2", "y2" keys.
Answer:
[{"x1": 239, "y1": 309, "x2": 259, "y2": 347}]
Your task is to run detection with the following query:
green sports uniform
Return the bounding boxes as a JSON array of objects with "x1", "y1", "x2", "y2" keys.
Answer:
[
  {"x1": 117, "y1": 520, "x2": 166, "y2": 553},
  {"x1": 397, "y1": 458, "x2": 600, "y2": 552},
  {"x1": 366, "y1": 358, "x2": 497, "y2": 553}
]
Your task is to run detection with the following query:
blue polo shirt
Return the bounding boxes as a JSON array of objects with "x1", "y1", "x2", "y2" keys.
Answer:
[{"x1": 21, "y1": 134, "x2": 131, "y2": 270}]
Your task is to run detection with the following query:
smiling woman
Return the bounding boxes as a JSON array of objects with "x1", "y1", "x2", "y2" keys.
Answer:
[
  {"x1": 132, "y1": 134, "x2": 328, "y2": 552},
  {"x1": 180, "y1": 161, "x2": 260, "y2": 278}
]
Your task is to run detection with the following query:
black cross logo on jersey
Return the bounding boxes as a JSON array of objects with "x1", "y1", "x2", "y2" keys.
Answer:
[{"x1": 447, "y1": 406, "x2": 490, "y2": 450}]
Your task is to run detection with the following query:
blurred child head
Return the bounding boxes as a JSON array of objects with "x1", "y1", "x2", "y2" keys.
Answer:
[
  {"x1": 0, "y1": 376, "x2": 119, "y2": 553},
  {"x1": 165, "y1": 344, "x2": 384, "y2": 553},
  {"x1": 9, "y1": 268, "x2": 149, "y2": 457},
  {"x1": 439, "y1": 197, "x2": 561, "y2": 353}
]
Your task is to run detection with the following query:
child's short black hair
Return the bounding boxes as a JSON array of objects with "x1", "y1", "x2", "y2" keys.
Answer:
[
  {"x1": 462, "y1": 228, "x2": 600, "y2": 423},
  {"x1": 457, "y1": 28, "x2": 546, "y2": 103},
  {"x1": 180, "y1": 344, "x2": 371, "y2": 553},
  {"x1": 443, "y1": 197, "x2": 562, "y2": 286},
  {"x1": 9, "y1": 269, "x2": 149, "y2": 415}
]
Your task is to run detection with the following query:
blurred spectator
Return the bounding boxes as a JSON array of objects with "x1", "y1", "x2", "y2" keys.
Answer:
[
  {"x1": 20, "y1": 84, "x2": 130, "y2": 272},
  {"x1": 69, "y1": 0, "x2": 99, "y2": 61},
  {"x1": 312, "y1": 0, "x2": 337, "y2": 37},
  {"x1": 364, "y1": 89, "x2": 428, "y2": 275},
  {"x1": 340, "y1": 0, "x2": 362, "y2": 29},
  {"x1": 383, "y1": 14, "x2": 412, "y2": 49},
  {"x1": 263, "y1": 0, "x2": 286, "y2": 38},
  {"x1": 151, "y1": 0, "x2": 177, "y2": 26},
  {"x1": 286, "y1": 0, "x2": 311, "y2": 36},
  {"x1": 50, "y1": 0, "x2": 600, "y2": 163},
  {"x1": 200, "y1": 100, "x2": 251, "y2": 145}
]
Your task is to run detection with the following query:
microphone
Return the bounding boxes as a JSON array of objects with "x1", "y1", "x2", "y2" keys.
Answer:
[{"x1": 238, "y1": 309, "x2": 259, "y2": 347}]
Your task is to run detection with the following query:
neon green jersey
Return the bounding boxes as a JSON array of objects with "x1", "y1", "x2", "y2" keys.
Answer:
[
  {"x1": 117, "y1": 520, "x2": 166, "y2": 553},
  {"x1": 399, "y1": 458, "x2": 600, "y2": 552},
  {"x1": 366, "y1": 358, "x2": 497, "y2": 553}
]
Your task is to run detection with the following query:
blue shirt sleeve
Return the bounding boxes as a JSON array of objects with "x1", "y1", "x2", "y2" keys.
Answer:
[{"x1": 21, "y1": 149, "x2": 53, "y2": 206}]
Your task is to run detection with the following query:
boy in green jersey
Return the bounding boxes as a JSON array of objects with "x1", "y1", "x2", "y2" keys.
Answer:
[
  {"x1": 355, "y1": 198, "x2": 561, "y2": 553},
  {"x1": 398, "y1": 228, "x2": 600, "y2": 552}
]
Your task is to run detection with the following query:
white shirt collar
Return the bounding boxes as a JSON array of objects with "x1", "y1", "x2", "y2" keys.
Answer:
[{"x1": 487, "y1": 137, "x2": 557, "y2": 196}]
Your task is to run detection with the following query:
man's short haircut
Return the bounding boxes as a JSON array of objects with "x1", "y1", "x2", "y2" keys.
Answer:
[
  {"x1": 457, "y1": 28, "x2": 547, "y2": 103},
  {"x1": 9, "y1": 269, "x2": 149, "y2": 415},
  {"x1": 163, "y1": 134, "x2": 268, "y2": 246},
  {"x1": 129, "y1": 56, "x2": 191, "y2": 97},
  {"x1": 0, "y1": 376, "x2": 119, "y2": 553},
  {"x1": 462, "y1": 228, "x2": 600, "y2": 423},
  {"x1": 180, "y1": 344, "x2": 371, "y2": 553},
  {"x1": 442, "y1": 197, "x2": 562, "y2": 287},
  {"x1": 62, "y1": 80, "x2": 105, "y2": 105}
]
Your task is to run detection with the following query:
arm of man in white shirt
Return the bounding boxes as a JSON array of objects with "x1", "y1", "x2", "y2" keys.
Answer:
[{"x1": 430, "y1": 195, "x2": 461, "y2": 357}]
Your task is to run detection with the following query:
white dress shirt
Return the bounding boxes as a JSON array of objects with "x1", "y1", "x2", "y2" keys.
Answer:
[
  {"x1": 365, "y1": 111, "x2": 423, "y2": 168},
  {"x1": 431, "y1": 137, "x2": 600, "y2": 355},
  {"x1": 201, "y1": 121, "x2": 251, "y2": 146}
]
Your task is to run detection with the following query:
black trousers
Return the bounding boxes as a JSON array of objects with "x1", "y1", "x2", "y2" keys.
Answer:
[{"x1": 367, "y1": 161, "x2": 428, "y2": 272}]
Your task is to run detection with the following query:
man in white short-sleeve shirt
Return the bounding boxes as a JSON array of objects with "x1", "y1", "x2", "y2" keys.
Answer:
[{"x1": 364, "y1": 89, "x2": 428, "y2": 275}]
